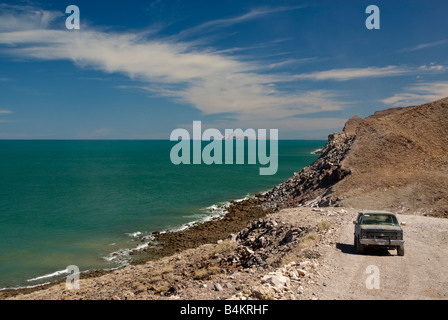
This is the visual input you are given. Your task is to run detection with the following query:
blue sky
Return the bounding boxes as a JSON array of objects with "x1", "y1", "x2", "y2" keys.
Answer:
[{"x1": 0, "y1": 0, "x2": 447, "y2": 139}]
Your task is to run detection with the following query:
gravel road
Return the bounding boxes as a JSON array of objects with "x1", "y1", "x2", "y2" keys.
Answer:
[{"x1": 316, "y1": 211, "x2": 448, "y2": 299}]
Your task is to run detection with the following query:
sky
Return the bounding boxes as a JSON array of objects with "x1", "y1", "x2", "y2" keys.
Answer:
[{"x1": 0, "y1": 0, "x2": 447, "y2": 139}]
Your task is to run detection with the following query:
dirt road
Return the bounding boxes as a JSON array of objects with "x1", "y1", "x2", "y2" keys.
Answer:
[{"x1": 315, "y1": 211, "x2": 448, "y2": 299}]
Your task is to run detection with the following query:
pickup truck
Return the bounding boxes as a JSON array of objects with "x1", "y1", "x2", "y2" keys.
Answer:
[{"x1": 353, "y1": 210, "x2": 405, "y2": 256}]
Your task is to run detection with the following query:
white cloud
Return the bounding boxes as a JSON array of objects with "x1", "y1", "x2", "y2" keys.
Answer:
[
  {"x1": 0, "y1": 109, "x2": 12, "y2": 123},
  {"x1": 381, "y1": 82, "x2": 448, "y2": 107},
  {"x1": 291, "y1": 64, "x2": 447, "y2": 82},
  {"x1": 228, "y1": 115, "x2": 347, "y2": 133},
  {"x1": 0, "y1": 6, "x2": 347, "y2": 131},
  {"x1": 294, "y1": 66, "x2": 412, "y2": 81},
  {"x1": 0, "y1": 4, "x2": 62, "y2": 32},
  {"x1": 418, "y1": 63, "x2": 446, "y2": 72},
  {"x1": 173, "y1": 6, "x2": 305, "y2": 40},
  {"x1": 399, "y1": 39, "x2": 448, "y2": 53}
]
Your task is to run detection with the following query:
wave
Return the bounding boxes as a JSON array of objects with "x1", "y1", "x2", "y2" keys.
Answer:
[
  {"x1": 125, "y1": 231, "x2": 142, "y2": 238},
  {"x1": 101, "y1": 191, "x2": 261, "y2": 265},
  {"x1": 2, "y1": 191, "x2": 267, "y2": 291},
  {"x1": 26, "y1": 268, "x2": 71, "y2": 282},
  {"x1": 0, "y1": 281, "x2": 53, "y2": 292},
  {"x1": 2, "y1": 263, "x2": 128, "y2": 292}
]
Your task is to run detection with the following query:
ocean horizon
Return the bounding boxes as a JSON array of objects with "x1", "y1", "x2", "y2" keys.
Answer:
[{"x1": 0, "y1": 139, "x2": 325, "y2": 289}]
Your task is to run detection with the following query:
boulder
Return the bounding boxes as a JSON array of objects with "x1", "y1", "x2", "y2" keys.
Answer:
[
  {"x1": 261, "y1": 274, "x2": 290, "y2": 289},
  {"x1": 251, "y1": 285, "x2": 275, "y2": 300},
  {"x1": 214, "y1": 283, "x2": 223, "y2": 291}
]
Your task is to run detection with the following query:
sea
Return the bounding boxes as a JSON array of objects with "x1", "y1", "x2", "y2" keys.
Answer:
[{"x1": 0, "y1": 140, "x2": 325, "y2": 289}]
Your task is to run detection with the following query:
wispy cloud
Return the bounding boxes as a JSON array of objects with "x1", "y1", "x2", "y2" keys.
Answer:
[
  {"x1": 399, "y1": 39, "x2": 448, "y2": 53},
  {"x1": 292, "y1": 64, "x2": 447, "y2": 82},
  {"x1": 294, "y1": 66, "x2": 412, "y2": 81},
  {"x1": 0, "y1": 109, "x2": 13, "y2": 123},
  {"x1": 418, "y1": 63, "x2": 447, "y2": 73},
  {"x1": 381, "y1": 82, "x2": 448, "y2": 107},
  {"x1": 0, "y1": 5, "x2": 346, "y2": 131},
  {"x1": 173, "y1": 6, "x2": 305, "y2": 40},
  {"x1": 0, "y1": 4, "x2": 62, "y2": 32}
]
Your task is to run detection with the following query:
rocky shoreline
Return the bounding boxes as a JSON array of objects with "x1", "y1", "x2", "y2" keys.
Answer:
[
  {"x1": 135, "y1": 196, "x2": 274, "y2": 263},
  {"x1": 0, "y1": 195, "x2": 274, "y2": 299},
  {"x1": 0, "y1": 108, "x2": 353, "y2": 299},
  {"x1": 6, "y1": 206, "x2": 353, "y2": 300},
  {"x1": 132, "y1": 111, "x2": 365, "y2": 268}
]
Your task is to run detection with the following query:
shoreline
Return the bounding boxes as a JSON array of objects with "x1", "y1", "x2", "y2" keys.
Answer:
[
  {"x1": 0, "y1": 141, "x2": 325, "y2": 296},
  {"x1": 0, "y1": 192, "x2": 274, "y2": 299},
  {"x1": 135, "y1": 193, "x2": 273, "y2": 264},
  {"x1": 0, "y1": 116, "x2": 354, "y2": 299},
  {"x1": 7, "y1": 205, "x2": 353, "y2": 301},
  {"x1": 0, "y1": 146, "x2": 319, "y2": 298}
]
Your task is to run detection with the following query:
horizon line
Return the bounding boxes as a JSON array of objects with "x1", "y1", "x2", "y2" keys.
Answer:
[{"x1": 0, "y1": 138, "x2": 328, "y2": 141}]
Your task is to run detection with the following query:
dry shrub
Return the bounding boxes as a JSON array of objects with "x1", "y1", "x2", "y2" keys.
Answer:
[
  {"x1": 278, "y1": 231, "x2": 320, "y2": 266},
  {"x1": 207, "y1": 239, "x2": 237, "y2": 258},
  {"x1": 193, "y1": 265, "x2": 221, "y2": 280},
  {"x1": 317, "y1": 220, "x2": 332, "y2": 231}
]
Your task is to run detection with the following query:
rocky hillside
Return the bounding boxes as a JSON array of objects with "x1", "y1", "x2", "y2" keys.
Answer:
[{"x1": 263, "y1": 97, "x2": 448, "y2": 218}]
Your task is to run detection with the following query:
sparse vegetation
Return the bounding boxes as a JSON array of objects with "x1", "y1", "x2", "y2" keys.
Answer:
[
  {"x1": 193, "y1": 265, "x2": 221, "y2": 280},
  {"x1": 277, "y1": 230, "x2": 320, "y2": 267},
  {"x1": 303, "y1": 231, "x2": 319, "y2": 242},
  {"x1": 317, "y1": 220, "x2": 332, "y2": 231},
  {"x1": 208, "y1": 239, "x2": 237, "y2": 258}
]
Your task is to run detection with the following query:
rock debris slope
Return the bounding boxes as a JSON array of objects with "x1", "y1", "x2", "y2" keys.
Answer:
[{"x1": 263, "y1": 97, "x2": 448, "y2": 217}]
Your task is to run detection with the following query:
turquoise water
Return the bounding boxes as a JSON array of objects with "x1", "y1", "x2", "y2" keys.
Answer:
[{"x1": 0, "y1": 140, "x2": 324, "y2": 288}]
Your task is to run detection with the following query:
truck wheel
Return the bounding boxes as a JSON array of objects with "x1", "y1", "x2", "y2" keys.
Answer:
[
  {"x1": 355, "y1": 236, "x2": 364, "y2": 254},
  {"x1": 397, "y1": 245, "x2": 405, "y2": 256}
]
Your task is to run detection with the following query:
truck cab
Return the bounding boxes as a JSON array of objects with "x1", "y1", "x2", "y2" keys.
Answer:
[{"x1": 353, "y1": 210, "x2": 405, "y2": 256}]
